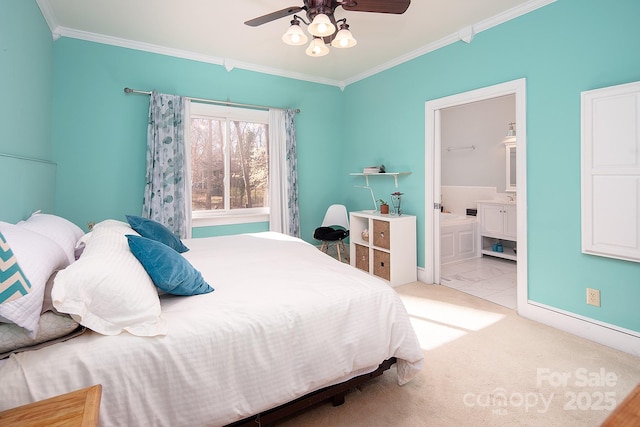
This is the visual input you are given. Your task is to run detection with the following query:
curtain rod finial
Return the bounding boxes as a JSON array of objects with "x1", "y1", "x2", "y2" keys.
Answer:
[{"x1": 124, "y1": 87, "x2": 132, "y2": 93}]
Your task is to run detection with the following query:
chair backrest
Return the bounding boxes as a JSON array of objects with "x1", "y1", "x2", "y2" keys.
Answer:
[{"x1": 321, "y1": 204, "x2": 349, "y2": 230}]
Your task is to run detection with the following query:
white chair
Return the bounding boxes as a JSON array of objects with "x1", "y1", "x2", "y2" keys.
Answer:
[{"x1": 313, "y1": 204, "x2": 350, "y2": 262}]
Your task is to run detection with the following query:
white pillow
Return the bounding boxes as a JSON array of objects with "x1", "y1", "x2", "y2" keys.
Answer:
[
  {"x1": 18, "y1": 212, "x2": 85, "y2": 264},
  {"x1": 0, "y1": 222, "x2": 69, "y2": 337},
  {"x1": 52, "y1": 220, "x2": 167, "y2": 337}
]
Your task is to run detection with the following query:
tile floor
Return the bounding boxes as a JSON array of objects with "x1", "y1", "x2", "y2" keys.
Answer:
[{"x1": 440, "y1": 255, "x2": 517, "y2": 309}]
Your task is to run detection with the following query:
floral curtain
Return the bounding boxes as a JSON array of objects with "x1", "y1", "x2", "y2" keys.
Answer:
[
  {"x1": 142, "y1": 91, "x2": 192, "y2": 238},
  {"x1": 268, "y1": 108, "x2": 299, "y2": 237}
]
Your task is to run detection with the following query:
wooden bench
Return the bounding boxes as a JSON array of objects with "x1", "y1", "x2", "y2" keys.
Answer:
[{"x1": 0, "y1": 384, "x2": 102, "y2": 427}]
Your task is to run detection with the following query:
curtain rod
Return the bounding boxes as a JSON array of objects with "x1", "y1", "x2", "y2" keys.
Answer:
[{"x1": 124, "y1": 88, "x2": 300, "y2": 113}]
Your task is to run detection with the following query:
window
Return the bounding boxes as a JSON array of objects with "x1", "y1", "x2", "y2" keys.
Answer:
[{"x1": 188, "y1": 103, "x2": 269, "y2": 225}]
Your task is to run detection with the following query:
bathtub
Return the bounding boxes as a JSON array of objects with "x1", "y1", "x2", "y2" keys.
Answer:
[{"x1": 440, "y1": 213, "x2": 478, "y2": 264}]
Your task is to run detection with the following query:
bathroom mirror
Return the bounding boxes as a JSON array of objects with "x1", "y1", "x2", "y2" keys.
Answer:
[{"x1": 505, "y1": 142, "x2": 516, "y2": 192}]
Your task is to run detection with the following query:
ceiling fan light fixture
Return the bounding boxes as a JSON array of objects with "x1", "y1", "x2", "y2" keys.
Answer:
[
  {"x1": 308, "y1": 13, "x2": 335, "y2": 37},
  {"x1": 305, "y1": 37, "x2": 330, "y2": 57},
  {"x1": 330, "y1": 23, "x2": 357, "y2": 48},
  {"x1": 282, "y1": 19, "x2": 308, "y2": 45}
]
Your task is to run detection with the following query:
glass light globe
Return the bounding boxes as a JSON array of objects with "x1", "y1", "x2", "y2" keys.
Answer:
[{"x1": 308, "y1": 14, "x2": 335, "y2": 37}]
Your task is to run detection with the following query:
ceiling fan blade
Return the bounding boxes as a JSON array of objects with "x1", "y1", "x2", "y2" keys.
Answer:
[
  {"x1": 244, "y1": 6, "x2": 304, "y2": 27},
  {"x1": 341, "y1": 0, "x2": 410, "y2": 14}
]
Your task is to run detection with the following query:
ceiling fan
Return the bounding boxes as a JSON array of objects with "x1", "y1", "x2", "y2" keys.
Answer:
[{"x1": 245, "y1": 0, "x2": 411, "y2": 56}]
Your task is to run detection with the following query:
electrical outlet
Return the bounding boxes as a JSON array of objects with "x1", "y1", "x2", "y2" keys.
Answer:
[{"x1": 586, "y1": 288, "x2": 601, "y2": 307}]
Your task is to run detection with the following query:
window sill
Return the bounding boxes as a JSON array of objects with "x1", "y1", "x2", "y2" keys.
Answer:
[{"x1": 192, "y1": 212, "x2": 269, "y2": 228}]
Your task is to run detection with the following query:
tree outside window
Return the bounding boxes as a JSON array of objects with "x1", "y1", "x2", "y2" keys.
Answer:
[{"x1": 189, "y1": 104, "x2": 269, "y2": 216}]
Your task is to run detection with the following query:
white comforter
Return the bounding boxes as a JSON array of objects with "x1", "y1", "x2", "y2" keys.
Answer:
[{"x1": 0, "y1": 232, "x2": 423, "y2": 426}]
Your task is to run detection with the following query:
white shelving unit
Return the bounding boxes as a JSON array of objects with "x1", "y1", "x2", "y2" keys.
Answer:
[
  {"x1": 349, "y1": 210, "x2": 417, "y2": 286},
  {"x1": 477, "y1": 201, "x2": 517, "y2": 261},
  {"x1": 349, "y1": 172, "x2": 411, "y2": 188}
]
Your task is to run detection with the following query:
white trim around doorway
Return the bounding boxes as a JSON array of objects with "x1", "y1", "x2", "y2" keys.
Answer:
[{"x1": 422, "y1": 78, "x2": 528, "y2": 313}]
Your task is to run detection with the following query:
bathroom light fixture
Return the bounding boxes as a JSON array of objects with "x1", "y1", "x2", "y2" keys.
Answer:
[
  {"x1": 503, "y1": 122, "x2": 516, "y2": 144},
  {"x1": 281, "y1": 15, "x2": 357, "y2": 57}
]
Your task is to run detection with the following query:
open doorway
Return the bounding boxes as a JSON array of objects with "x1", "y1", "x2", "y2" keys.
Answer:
[
  {"x1": 439, "y1": 95, "x2": 516, "y2": 308},
  {"x1": 423, "y1": 78, "x2": 528, "y2": 313}
]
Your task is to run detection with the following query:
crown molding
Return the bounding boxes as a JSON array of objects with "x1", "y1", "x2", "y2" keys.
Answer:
[
  {"x1": 474, "y1": 0, "x2": 556, "y2": 33},
  {"x1": 343, "y1": 0, "x2": 556, "y2": 87},
  {"x1": 35, "y1": 0, "x2": 61, "y2": 40},
  {"x1": 37, "y1": 0, "x2": 555, "y2": 89},
  {"x1": 218, "y1": 58, "x2": 343, "y2": 88},
  {"x1": 52, "y1": 26, "x2": 346, "y2": 88},
  {"x1": 57, "y1": 27, "x2": 227, "y2": 66}
]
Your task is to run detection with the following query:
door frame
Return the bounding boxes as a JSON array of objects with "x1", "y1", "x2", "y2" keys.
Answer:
[{"x1": 424, "y1": 78, "x2": 528, "y2": 312}]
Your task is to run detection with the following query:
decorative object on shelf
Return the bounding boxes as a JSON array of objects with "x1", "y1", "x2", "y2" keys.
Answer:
[
  {"x1": 363, "y1": 166, "x2": 380, "y2": 174},
  {"x1": 245, "y1": 1, "x2": 410, "y2": 58},
  {"x1": 378, "y1": 199, "x2": 389, "y2": 214},
  {"x1": 378, "y1": 164, "x2": 386, "y2": 173},
  {"x1": 391, "y1": 192, "x2": 403, "y2": 216},
  {"x1": 361, "y1": 228, "x2": 369, "y2": 242}
]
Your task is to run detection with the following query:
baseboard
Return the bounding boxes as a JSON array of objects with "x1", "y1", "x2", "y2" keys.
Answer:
[
  {"x1": 415, "y1": 266, "x2": 640, "y2": 358},
  {"x1": 519, "y1": 301, "x2": 640, "y2": 358},
  {"x1": 417, "y1": 267, "x2": 427, "y2": 283}
]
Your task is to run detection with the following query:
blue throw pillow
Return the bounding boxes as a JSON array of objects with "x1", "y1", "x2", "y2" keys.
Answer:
[
  {"x1": 126, "y1": 215, "x2": 189, "y2": 253},
  {"x1": 126, "y1": 235, "x2": 213, "y2": 296}
]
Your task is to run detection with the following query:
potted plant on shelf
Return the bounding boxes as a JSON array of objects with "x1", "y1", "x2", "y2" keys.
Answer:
[{"x1": 378, "y1": 199, "x2": 389, "y2": 214}]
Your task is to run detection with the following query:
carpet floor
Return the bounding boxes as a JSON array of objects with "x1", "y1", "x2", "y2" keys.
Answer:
[{"x1": 280, "y1": 282, "x2": 640, "y2": 427}]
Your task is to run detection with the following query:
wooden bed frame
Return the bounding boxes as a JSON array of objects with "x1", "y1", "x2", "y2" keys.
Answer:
[{"x1": 226, "y1": 358, "x2": 397, "y2": 427}]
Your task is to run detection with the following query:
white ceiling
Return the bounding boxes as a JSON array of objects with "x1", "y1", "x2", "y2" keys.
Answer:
[{"x1": 36, "y1": 0, "x2": 553, "y2": 87}]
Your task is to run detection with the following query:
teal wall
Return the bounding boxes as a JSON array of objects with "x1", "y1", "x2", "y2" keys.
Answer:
[
  {"x1": 0, "y1": 0, "x2": 52, "y2": 159},
  {"x1": 51, "y1": 39, "x2": 344, "y2": 241},
  {"x1": 0, "y1": 0, "x2": 55, "y2": 222},
  {"x1": 343, "y1": 0, "x2": 640, "y2": 332}
]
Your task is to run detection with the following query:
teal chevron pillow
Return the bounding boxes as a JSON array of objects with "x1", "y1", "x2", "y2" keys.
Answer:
[
  {"x1": 0, "y1": 232, "x2": 32, "y2": 304},
  {"x1": 126, "y1": 215, "x2": 189, "y2": 253},
  {"x1": 126, "y1": 235, "x2": 213, "y2": 296}
]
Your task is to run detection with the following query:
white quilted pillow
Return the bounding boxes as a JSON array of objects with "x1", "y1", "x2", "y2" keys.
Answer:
[
  {"x1": 0, "y1": 222, "x2": 69, "y2": 337},
  {"x1": 18, "y1": 212, "x2": 85, "y2": 264},
  {"x1": 52, "y1": 220, "x2": 167, "y2": 336}
]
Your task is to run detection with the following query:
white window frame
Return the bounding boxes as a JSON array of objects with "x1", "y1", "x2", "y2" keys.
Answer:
[{"x1": 188, "y1": 102, "x2": 270, "y2": 227}]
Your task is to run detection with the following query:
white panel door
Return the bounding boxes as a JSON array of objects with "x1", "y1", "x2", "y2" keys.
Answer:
[{"x1": 581, "y1": 81, "x2": 640, "y2": 262}]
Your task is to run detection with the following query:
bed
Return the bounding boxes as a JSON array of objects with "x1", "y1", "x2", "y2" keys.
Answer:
[{"x1": 0, "y1": 214, "x2": 424, "y2": 426}]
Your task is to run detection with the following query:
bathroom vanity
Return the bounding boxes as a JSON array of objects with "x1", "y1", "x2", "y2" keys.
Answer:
[{"x1": 477, "y1": 201, "x2": 517, "y2": 261}]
